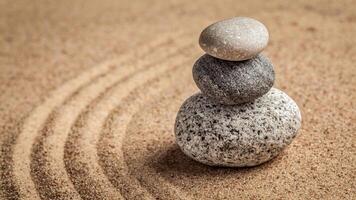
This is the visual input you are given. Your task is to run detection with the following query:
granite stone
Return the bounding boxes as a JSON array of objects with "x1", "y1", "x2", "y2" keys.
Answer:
[
  {"x1": 193, "y1": 54, "x2": 275, "y2": 105},
  {"x1": 174, "y1": 88, "x2": 302, "y2": 167},
  {"x1": 199, "y1": 17, "x2": 269, "y2": 61}
]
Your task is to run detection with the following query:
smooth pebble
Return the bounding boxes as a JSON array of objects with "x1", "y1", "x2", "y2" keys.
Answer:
[
  {"x1": 193, "y1": 53, "x2": 274, "y2": 105},
  {"x1": 199, "y1": 17, "x2": 269, "y2": 61},
  {"x1": 174, "y1": 88, "x2": 301, "y2": 167}
]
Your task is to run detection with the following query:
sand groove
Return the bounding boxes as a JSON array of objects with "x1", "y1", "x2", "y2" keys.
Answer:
[
  {"x1": 97, "y1": 54, "x2": 197, "y2": 199},
  {"x1": 1, "y1": 1, "x2": 355, "y2": 199},
  {"x1": 30, "y1": 32, "x2": 189, "y2": 200},
  {"x1": 64, "y1": 40, "x2": 194, "y2": 199},
  {"x1": 13, "y1": 60, "x2": 115, "y2": 200},
  {"x1": 122, "y1": 65, "x2": 196, "y2": 200},
  {"x1": 12, "y1": 31, "x2": 186, "y2": 200}
]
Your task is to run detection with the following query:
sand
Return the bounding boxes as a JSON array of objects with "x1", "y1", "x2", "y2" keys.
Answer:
[{"x1": 0, "y1": 0, "x2": 355, "y2": 199}]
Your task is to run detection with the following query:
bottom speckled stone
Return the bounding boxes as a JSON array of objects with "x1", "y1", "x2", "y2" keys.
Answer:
[{"x1": 174, "y1": 88, "x2": 302, "y2": 167}]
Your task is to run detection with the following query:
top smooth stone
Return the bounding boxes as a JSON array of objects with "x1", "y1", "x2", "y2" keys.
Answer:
[{"x1": 199, "y1": 17, "x2": 269, "y2": 61}]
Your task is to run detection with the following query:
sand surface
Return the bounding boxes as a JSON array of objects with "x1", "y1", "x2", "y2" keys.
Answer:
[{"x1": 0, "y1": 0, "x2": 355, "y2": 199}]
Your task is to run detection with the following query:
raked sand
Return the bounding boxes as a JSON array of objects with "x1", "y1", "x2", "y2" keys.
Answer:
[{"x1": 0, "y1": 0, "x2": 355, "y2": 199}]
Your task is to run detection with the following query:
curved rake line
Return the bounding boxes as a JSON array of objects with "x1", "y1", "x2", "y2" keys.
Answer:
[
  {"x1": 0, "y1": 0, "x2": 194, "y2": 198},
  {"x1": 64, "y1": 41, "x2": 194, "y2": 200},
  {"x1": 98, "y1": 57, "x2": 195, "y2": 200},
  {"x1": 31, "y1": 32, "x2": 190, "y2": 200},
  {"x1": 123, "y1": 68, "x2": 194, "y2": 200},
  {"x1": 30, "y1": 32, "x2": 189, "y2": 200},
  {"x1": 11, "y1": 32, "x2": 184, "y2": 200}
]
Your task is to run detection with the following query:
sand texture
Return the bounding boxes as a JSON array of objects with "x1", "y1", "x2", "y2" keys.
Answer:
[{"x1": 0, "y1": 0, "x2": 355, "y2": 199}]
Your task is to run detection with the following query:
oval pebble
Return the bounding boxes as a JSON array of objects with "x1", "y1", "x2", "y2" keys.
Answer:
[
  {"x1": 174, "y1": 88, "x2": 301, "y2": 167},
  {"x1": 199, "y1": 17, "x2": 269, "y2": 61},
  {"x1": 193, "y1": 53, "x2": 274, "y2": 105}
]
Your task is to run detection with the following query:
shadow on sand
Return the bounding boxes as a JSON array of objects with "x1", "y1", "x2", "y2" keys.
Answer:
[{"x1": 146, "y1": 142, "x2": 286, "y2": 181}]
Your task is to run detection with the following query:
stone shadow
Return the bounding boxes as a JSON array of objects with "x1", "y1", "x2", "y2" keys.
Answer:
[{"x1": 146, "y1": 142, "x2": 285, "y2": 181}]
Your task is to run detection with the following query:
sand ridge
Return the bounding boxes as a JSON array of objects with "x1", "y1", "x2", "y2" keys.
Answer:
[
  {"x1": 63, "y1": 39, "x2": 194, "y2": 199},
  {"x1": 6, "y1": 30, "x2": 192, "y2": 199},
  {"x1": 0, "y1": 0, "x2": 355, "y2": 199},
  {"x1": 29, "y1": 31, "x2": 191, "y2": 200}
]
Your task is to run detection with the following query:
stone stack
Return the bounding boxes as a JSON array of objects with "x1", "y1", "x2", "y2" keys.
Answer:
[{"x1": 174, "y1": 17, "x2": 302, "y2": 167}]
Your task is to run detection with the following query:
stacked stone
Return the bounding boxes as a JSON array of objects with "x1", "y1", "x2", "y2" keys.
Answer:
[{"x1": 174, "y1": 17, "x2": 302, "y2": 167}]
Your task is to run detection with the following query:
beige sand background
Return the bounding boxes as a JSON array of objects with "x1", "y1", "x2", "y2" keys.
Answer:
[{"x1": 0, "y1": 0, "x2": 355, "y2": 199}]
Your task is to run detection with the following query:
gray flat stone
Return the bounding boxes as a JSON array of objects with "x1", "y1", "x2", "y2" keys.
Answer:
[
  {"x1": 199, "y1": 17, "x2": 269, "y2": 61},
  {"x1": 174, "y1": 88, "x2": 302, "y2": 167},
  {"x1": 193, "y1": 54, "x2": 274, "y2": 105}
]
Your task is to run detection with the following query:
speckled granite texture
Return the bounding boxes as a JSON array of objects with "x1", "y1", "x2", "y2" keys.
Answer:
[
  {"x1": 193, "y1": 54, "x2": 275, "y2": 105},
  {"x1": 0, "y1": 0, "x2": 354, "y2": 199},
  {"x1": 175, "y1": 88, "x2": 301, "y2": 167}
]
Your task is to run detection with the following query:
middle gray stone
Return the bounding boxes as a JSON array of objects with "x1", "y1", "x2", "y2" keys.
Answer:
[{"x1": 193, "y1": 54, "x2": 275, "y2": 105}]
